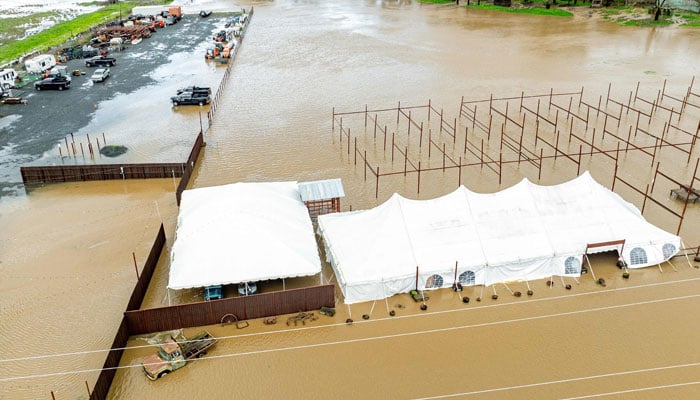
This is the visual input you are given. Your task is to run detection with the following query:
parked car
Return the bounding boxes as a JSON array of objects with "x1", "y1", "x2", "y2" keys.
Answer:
[
  {"x1": 165, "y1": 16, "x2": 177, "y2": 25},
  {"x1": 34, "y1": 76, "x2": 71, "y2": 91},
  {"x1": 85, "y1": 55, "x2": 116, "y2": 67},
  {"x1": 91, "y1": 68, "x2": 110, "y2": 82}
]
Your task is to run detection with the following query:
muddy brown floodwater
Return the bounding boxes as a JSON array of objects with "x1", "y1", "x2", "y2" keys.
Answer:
[{"x1": 1, "y1": 1, "x2": 700, "y2": 399}]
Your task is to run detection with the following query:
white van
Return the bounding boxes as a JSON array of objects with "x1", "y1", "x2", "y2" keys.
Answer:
[
  {"x1": 24, "y1": 54, "x2": 56, "y2": 74},
  {"x1": 0, "y1": 68, "x2": 17, "y2": 90}
]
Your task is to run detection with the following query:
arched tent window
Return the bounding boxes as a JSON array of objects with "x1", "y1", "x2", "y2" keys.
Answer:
[
  {"x1": 459, "y1": 271, "x2": 476, "y2": 285},
  {"x1": 426, "y1": 274, "x2": 444, "y2": 288},
  {"x1": 662, "y1": 243, "x2": 677, "y2": 259},
  {"x1": 564, "y1": 256, "x2": 581, "y2": 274},
  {"x1": 630, "y1": 247, "x2": 648, "y2": 265}
]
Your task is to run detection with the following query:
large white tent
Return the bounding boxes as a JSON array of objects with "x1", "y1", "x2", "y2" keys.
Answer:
[
  {"x1": 168, "y1": 181, "x2": 322, "y2": 290},
  {"x1": 318, "y1": 172, "x2": 681, "y2": 304}
]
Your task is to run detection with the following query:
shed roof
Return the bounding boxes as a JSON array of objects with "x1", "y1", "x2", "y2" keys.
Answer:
[{"x1": 298, "y1": 178, "x2": 345, "y2": 202}]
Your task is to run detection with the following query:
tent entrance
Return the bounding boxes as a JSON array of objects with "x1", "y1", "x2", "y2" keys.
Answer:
[{"x1": 583, "y1": 239, "x2": 626, "y2": 281}]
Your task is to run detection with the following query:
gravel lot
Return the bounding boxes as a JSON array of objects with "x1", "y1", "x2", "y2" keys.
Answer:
[{"x1": 0, "y1": 13, "x2": 228, "y2": 196}]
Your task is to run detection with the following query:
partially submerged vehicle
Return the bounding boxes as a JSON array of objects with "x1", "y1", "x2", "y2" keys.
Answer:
[{"x1": 141, "y1": 331, "x2": 217, "y2": 380}]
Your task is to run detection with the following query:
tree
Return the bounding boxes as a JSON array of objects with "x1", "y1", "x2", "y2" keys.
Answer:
[{"x1": 653, "y1": 0, "x2": 666, "y2": 21}]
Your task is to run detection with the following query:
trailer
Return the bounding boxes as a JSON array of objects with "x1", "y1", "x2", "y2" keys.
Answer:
[{"x1": 24, "y1": 55, "x2": 56, "y2": 74}]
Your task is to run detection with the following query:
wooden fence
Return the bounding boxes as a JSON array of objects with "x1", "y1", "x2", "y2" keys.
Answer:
[
  {"x1": 89, "y1": 223, "x2": 166, "y2": 400},
  {"x1": 125, "y1": 285, "x2": 335, "y2": 335},
  {"x1": 20, "y1": 162, "x2": 185, "y2": 184},
  {"x1": 176, "y1": 131, "x2": 204, "y2": 205}
]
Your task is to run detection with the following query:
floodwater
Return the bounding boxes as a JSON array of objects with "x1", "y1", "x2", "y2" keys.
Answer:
[{"x1": 1, "y1": 0, "x2": 700, "y2": 399}]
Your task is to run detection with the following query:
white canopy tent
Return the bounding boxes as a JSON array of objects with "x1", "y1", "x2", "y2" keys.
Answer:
[
  {"x1": 168, "y1": 181, "x2": 322, "y2": 290},
  {"x1": 318, "y1": 172, "x2": 681, "y2": 304}
]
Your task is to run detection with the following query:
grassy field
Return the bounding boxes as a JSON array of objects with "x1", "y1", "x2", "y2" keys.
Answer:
[
  {"x1": 467, "y1": 3, "x2": 574, "y2": 16},
  {"x1": 0, "y1": 0, "x2": 173, "y2": 67}
]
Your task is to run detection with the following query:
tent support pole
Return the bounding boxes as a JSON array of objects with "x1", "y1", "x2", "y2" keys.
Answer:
[
  {"x1": 550, "y1": 275, "x2": 554, "y2": 289},
  {"x1": 584, "y1": 255, "x2": 597, "y2": 282},
  {"x1": 167, "y1": 288, "x2": 171, "y2": 306},
  {"x1": 657, "y1": 263, "x2": 664, "y2": 273},
  {"x1": 415, "y1": 266, "x2": 419, "y2": 291},
  {"x1": 320, "y1": 270, "x2": 323, "y2": 286},
  {"x1": 369, "y1": 300, "x2": 376, "y2": 316},
  {"x1": 346, "y1": 304, "x2": 352, "y2": 319},
  {"x1": 559, "y1": 275, "x2": 566, "y2": 287},
  {"x1": 492, "y1": 285, "x2": 497, "y2": 295},
  {"x1": 283, "y1": 278, "x2": 286, "y2": 291},
  {"x1": 453, "y1": 261, "x2": 458, "y2": 286}
]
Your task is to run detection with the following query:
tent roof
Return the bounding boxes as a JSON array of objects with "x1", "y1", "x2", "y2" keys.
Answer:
[
  {"x1": 168, "y1": 181, "x2": 322, "y2": 290},
  {"x1": 318, "y1": 172, "x2": 680, "y2": 304}
]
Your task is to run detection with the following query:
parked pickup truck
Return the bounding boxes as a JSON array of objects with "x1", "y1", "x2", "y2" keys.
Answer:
[
  {"x1": 141, "y1": 331, "x2": 217, "y2": 380},
  {"x1": 176, "y1": 86, "x2": 211, "y2": 95},
  {"x1": 34, "y1": 76, "x2": 71, "y2": 91},
  {"x1": 85, "y1": 55, "x2": 116, "y2": 67},
  {"x1": 171, "y1": 92, "x2": 211, "y2": 106}
]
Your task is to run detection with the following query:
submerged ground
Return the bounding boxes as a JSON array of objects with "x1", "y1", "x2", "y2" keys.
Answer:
[{"x1": 1, "y1": 0, "x2": 700, "y2": 399}]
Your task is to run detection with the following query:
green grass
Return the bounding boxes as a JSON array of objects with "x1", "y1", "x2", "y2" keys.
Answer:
[
  {"x1": 467, "y1": 3, "x2": 573, "y2": 16},
  {"x1": 0, "y1": 11, "x2": 57, "y2": 44},
  {"x1": 419, "y1": 0, "x2": 456, "y2": 3},
  {"x1": 621, "y1": 17, "x2": 673, "y2": 26},
  {"x1": 0, "y1": 2, "x2": 137, "y2": 66}
]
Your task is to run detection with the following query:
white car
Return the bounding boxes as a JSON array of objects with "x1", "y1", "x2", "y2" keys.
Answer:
[{"x1": 91, "y1": 68, "x2": 110, "y2": 83}]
